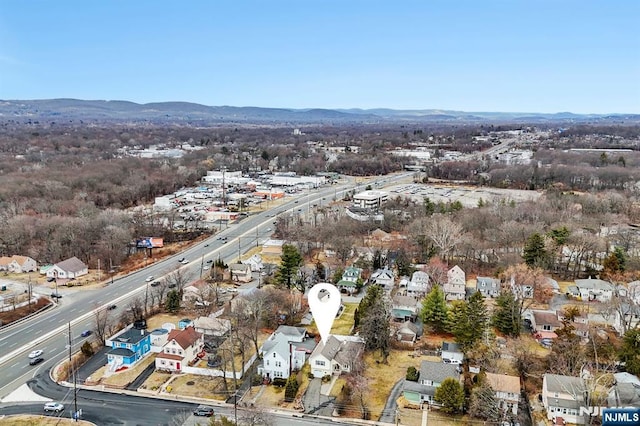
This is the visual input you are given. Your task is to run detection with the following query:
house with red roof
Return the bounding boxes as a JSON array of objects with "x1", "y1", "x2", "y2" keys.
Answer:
[{"x1": 155, "y1": 326, "x2": 204, "y2": 373}]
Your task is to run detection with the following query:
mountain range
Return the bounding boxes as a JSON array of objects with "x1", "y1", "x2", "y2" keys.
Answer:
[{"x1": 1, "y1": 99, "x2": 637, "y2": 125}]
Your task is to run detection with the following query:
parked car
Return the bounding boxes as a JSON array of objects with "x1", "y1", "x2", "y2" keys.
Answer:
[
  {"x1": 442, "y1": 358, "x2": 462, "y2": 365},
  {"x1": 193, "y1": 405, "x2": 214, "y2": 417},
  {"x1": 29, "y1": 357, "x2": 44, "y2": 366},
  {"x1": 28, "y1": 349, "x2": 44, "y2": 359},
  {"x1": 80, "y1": 330, "x2": 92, "y2": 337},
  {"x1": 46, "y1": 277, "x2": 56, "y2": 282},
  {"x1": 107, "y1": 304, "x2": 117, "y2": 311},
  {"x1": 150, "y1": 281, "x2": 161, "y2": 287},
  {"x1": 206, "y1": 259, "x2": 213, "y2": 264},
  {"x1": 44, "y1": 402, "x2": 64, "y2": 413},
  {"x1": 50, "y1": 293, "x2": 62, "y2": 299}
]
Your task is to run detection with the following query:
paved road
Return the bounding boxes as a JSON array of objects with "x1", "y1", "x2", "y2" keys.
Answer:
[
  {"x1": 379, "y1": 379, "x2": 403, "y2": 424},
  {"x1": 0, "y1": 173, "x2": 412, "y2": 402}
]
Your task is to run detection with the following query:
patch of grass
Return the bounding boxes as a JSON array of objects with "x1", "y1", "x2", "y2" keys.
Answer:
[
  {"x1": 330, "y1": 303, "x2": 357, "y2": 335},
  {"x1": 103, "y1": 354, "x2": 156, "y2": 387},
  {"x1": 0, "y1": 416, "x2": 93, "y2": 425},
  {"x1": 145, "y1": 313, "x2": 184, "y2": 331},
  {"x1": 169, "y1": 374, "x2": 228, "y2": 400},
  {"x1": 329, "y1": 376, "x2": 347, "y2": 398},
  {"x1": 362, "y1": 349, "x2": 426, "y2": 419},
  {"x1": 140, "y1": 370, "x2": 172, "y2": 390}
]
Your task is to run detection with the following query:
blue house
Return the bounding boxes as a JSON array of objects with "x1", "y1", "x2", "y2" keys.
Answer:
[{"x1": 106, "y1": 326, "x2": 151, "y2": 371}]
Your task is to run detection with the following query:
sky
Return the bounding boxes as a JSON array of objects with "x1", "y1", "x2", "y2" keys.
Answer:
[{"x1": 1, "y1": 1, "x2": 639, "y2": 114}]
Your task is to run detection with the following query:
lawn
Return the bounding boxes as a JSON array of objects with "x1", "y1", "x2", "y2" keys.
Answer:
[
  {"x1": 102, "y1": 354, "x2": 157, "y2": 387},
  {"x1": 168, "y1": 374, "x2": 229, "y2": 400},
  {"x1": 146, "y1": 313, "x2": 185, "y2": 331},
  {"x1": 0, "y1": 416, "x2": 93, "y2": 426},
  {"x1": 139, "y1": 370, "x2": 172, "y2": 391},
  {"x1": 362, "y1": 349, "x2": 431, "y2": 419},
  {"x1": 331, "y1": 303, "x2": 357, "y2": 335}
]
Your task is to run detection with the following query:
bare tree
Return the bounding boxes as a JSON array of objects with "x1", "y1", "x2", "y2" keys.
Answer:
[
  {"x1": 165, "y1": 266, "x2": 193, "y2": 292},
  {"x1": 424, "y1": 214, "x2": 463, "y2": 261},
  {"x1": 93, "y1": 305, "x2": 114, "y2": 344}
]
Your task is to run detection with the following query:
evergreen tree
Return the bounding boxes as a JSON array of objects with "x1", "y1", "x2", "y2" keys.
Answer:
[
  {"x1": 356, "y1": 284, "x2": 384, "y2": 325},
  {"x1": 619, "y1": 328, "x2": 640, "y2": 376},
  {"x1": 492, "y1": 291, "x2": 522, "y2": 337},
  {"x1": 275, "y1": 244, "x2": 303, "y2": 289},
  {"x1": 360, "y1": 294, "x2": 391, "y2": 363},
  {"x1": 523, "y1": 232, "x2": 547, "y2": 267},
  {"x1": 448, "y1": 292, "x2": 487, "y2": 352},
  {"x1": 434, "y1": 377, "x2": 465, "y2": 413},
  {"x1": 406, "y1": 366, "x2": 419, "y2": 381},
  {"x1": 284, "y1": 375, "x2": 299, "y2": 402},
  {"x1": 165, "y1": 289, "x2": 181, "y2": 313},
  {"x1": 421, "y1": 286, "x2": 449, "y2": 332}
]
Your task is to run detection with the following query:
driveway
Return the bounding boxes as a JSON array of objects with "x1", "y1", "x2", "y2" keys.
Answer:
[
  {"x1": 303, "y1": 378, "x2": 334, "y2": 417},
  {"x1": 379, "y1": 379, "x2": 403, "y2": 423},
  {"x1": 76, "y1": 346, "x2": 109, "y2": 383}
]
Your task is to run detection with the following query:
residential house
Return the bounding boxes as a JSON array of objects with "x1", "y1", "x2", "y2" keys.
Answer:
[
  {"x1": 441, "y1": 341, "x2": 464, "y2": 364},
  {"x1": 370, "y1": 267, "x2": 395, "y2": 290},
  {"x1": 443, "y1": 265, "x2": 466, "y2": 301},
  {"x1": 337, "y1": 266, "x2": 362, "y2": 294},
  {"x1": 485, "y1": 373, "x2": 521, "y2": 417},
  {"x1": 612, "y1": 303, "x2": 640, "y2": 335},
  {"x1": 406, "y1": 271, "x2": 430, "y2": 298},
  {"x1": 509, "y1": 275, "x2": 533, "y2": 299},
  {"x1": 542, "y1": 373, "x2": 587, "y2": 425},
  {"x1": 258, "y1": 325, "x2": 317, "y2": 380},
  {"x1": 627, "y1": 281, "x2": 640, "y2": 305},
  {"x1": 574, "y1": 278, "x2": 614, "y2": 302},
  {"x1": 46, "y1": 256, "x2": 88, "y2": 280},
  {"x1": 242, "y1": 254, "x2": 263, "y2": 272},
  {"x1": 106, "y1": 325, "x2": 152, "y2": 371},
  {"x1": 391, "y1": 295, "x2": 420, "y2": 322},
  {"x1": 395, "y1": 321, "x2": 420, "y2": 344},
  {"x1": 228, "y1": 263, "x2": 253, "y2": 283},
  {"x1": 476, "y1": 277, "x2": 500, "y2": 298},
  {"x1": 309, "y1": 335, "x2": 365, "y2": 378},
  {"x1": 608, "y1": 372, "x2": 640, "y2": 407},
  {"x1": 155, "y1": 326, "x2": 204, "y2": 373},
  {"x1": 193, "y1": 315, "x2": 231, "y2": 337},
  {"x1": 402, "y1": 360, "x2": 460, "y2": 405},
  {"x1": 0, "y1": 255, "x2": 37, "y2": 273},
  {"x1": 531, "y1": 309, "x2": 589, "y2": 340}
]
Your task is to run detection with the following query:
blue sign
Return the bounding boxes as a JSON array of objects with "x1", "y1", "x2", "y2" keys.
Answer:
[{"x1": 602, "y1": 408, "x2": 640, "y2": 426}]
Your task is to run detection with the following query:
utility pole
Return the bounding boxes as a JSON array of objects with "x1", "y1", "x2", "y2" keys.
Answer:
[
  {"x1": 68, "y1": 322, "x2": 78, "y2": 421},
  {"x1": 199, "y1": 254, "x2": 204, "y2": 279}
]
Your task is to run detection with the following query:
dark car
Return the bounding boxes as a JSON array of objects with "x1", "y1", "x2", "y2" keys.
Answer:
[
  {"x1": 150, "y1": 281, "x2": 161, "y2": 287},
  {"x1": 133, "y1": 319, "x2": 147, "y2": 330},
  {"x1": 50, "y1": 292, "x2": 62, "y2": 299},
  {"x1": 29, "y1": 357, "x2": 44, "y2": 366},
  {"x1": 107, "y1": 304, "x2": 117, "y2": 310},
  {"x1": 80, "y1": 330, "x2": 92, "y2": 337},
  {"x1": 193, "y1": 406, "x2": 214, "y2": 417},
  {"x1": 46, "y1": 277, "x2": 56, "y2": 282}
]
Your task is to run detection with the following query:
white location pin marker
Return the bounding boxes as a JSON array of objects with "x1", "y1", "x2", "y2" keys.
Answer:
[{"x1": 308, "y1": 283, "x2": 342, "y2": 345}]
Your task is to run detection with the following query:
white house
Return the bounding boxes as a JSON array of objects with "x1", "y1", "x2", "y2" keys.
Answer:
[
  {"x1": 574, "y1": 278, "x2": 614, "y2": 302},
  {"x1": 612, "y1": 303, "x2": 640, "y2": 335},
  {"x1": 370, "y1": 267, "x2": 395, "y2": 290},
  {"x1": 309, "y1": 335, "x2": 364, "y2": 378},
  {"x1": 542, "y1": 373, "x2": 587, "y2": 425},
  {"x1": 407, "y1": 271, "x2": 430, "y2": 298},
  {"x1": 46, "y1": 256, "x2": 88, "y2": 280},
  {"x1": 228, "y1": 263, "x2": 253, "y2": 283},
  {"x1": 443, "y1": 265, "x2": 466, "y2": 301},
  {"x1": 0, "y1": 255, "x2": 37, "y2": 273},
  {"x1": 485, "y1": 373, "x2": 521, "y2": 417},
  {"x1": 441, "y1": 341, "x2": 464, "y2": 364},
  {"x1": 193, "y1": 315, "x2": 231, "y2": 337},
  {"x1": 242, "y1": 254, "x2": 263, "y2": 272},
  {"x1": 258, "y1": 325, "x2": 316, "y2": 380},
  {"x1": 155, "y1": 326, "x2": 204, "y2": 373}
]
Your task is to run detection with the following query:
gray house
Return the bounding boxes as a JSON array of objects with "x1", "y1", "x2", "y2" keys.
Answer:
[
  {"x1": 402, "y1": 360, "x2": 460, "y2": 406},
  {"x1": 476, "y1": 276, "x2": 500, "y2": 298}
]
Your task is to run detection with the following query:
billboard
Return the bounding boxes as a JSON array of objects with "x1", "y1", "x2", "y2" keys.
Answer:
[{"x1": 136, "y1": 237, "x2": 164, "y2": 248}]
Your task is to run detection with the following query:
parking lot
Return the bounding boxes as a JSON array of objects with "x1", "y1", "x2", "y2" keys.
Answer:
[{"x1": 388, "y1": 183, "x2": 542, "y2": 207}]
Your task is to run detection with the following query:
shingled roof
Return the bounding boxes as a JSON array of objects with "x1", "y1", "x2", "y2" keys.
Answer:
[
  {"x1": 55, "y1": 256, "x2": 87, "y2": 273},
  {"x1": 167, "y1": 325, "x2": 201, "y2": 349}
]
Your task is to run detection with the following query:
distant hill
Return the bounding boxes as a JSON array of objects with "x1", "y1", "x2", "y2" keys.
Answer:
[{"x1": 0, "y1": 99, "x2": 637, "y2": 125}]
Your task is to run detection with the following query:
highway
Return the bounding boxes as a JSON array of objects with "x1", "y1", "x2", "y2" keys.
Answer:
[{"x1": 0, "y1": 172, "x2": 411, "y2": 421}]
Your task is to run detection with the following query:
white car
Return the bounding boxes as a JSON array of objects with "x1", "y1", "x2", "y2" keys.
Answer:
[
  {"x1": 44, "y1": 402, "x2": 64, "y2": 412},
  {"x1": 28, "y1": 349, "x2": 43, "y2": 359},
  {"x1": 145, "y1": 276, "x2": 154, "y2": 282}
]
